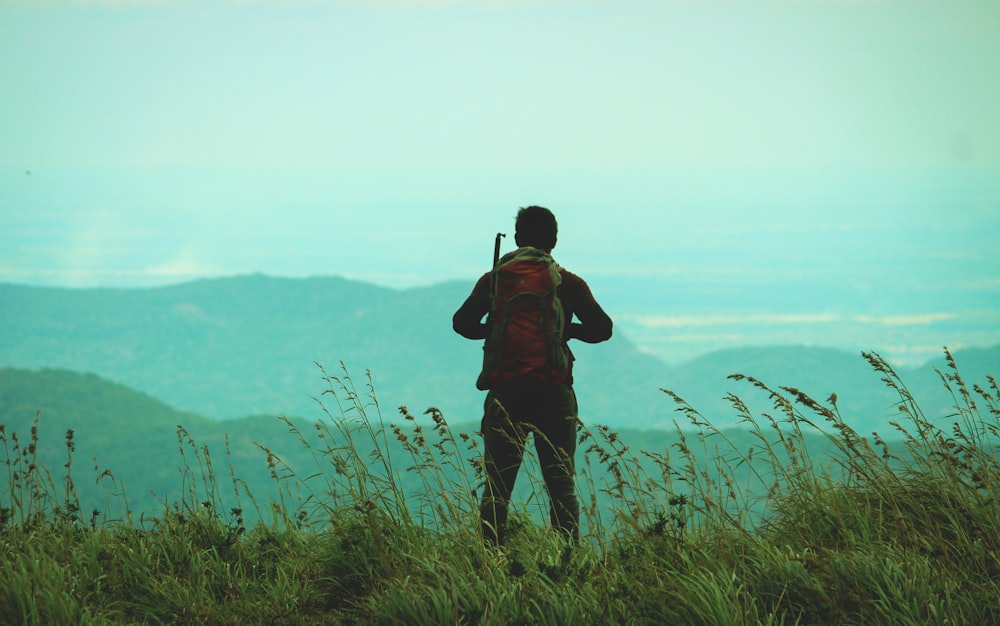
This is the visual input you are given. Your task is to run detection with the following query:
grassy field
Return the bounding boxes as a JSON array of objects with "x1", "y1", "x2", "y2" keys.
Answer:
[{"x1": 2, "y1": 350, "x2": 999, "y2": 625}]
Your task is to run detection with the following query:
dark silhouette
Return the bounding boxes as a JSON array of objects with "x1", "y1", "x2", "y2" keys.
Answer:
[{"x1": 453, "y1": 206, "x2": 613, "y2": 546}]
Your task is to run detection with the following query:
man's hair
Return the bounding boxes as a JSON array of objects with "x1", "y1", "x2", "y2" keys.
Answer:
[{"x1": 515, "y1": 205, "x2": 558, "y2": 251}]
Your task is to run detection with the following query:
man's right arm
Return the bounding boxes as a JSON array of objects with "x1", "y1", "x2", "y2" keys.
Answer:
[{"x1": 452, "y1": 274, "x2": 491, "y2": 340}]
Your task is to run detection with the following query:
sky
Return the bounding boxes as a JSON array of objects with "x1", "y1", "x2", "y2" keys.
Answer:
[{"x1": 1, "y1": 0, "x2": 998, "y2": 364}]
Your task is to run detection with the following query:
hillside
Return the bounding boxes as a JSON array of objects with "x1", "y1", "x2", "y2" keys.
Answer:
[
  {"x1": 0, "y1": 367, "x2": 838, "y2": 525},
  {"x1": 5, "y1": 363, "x2": 1000, "y2": 625},
  {"x1": 1, "y1": 276, "x2": 997, "y2": 432},
  {"x1": 0, "y1": 368, "x2": 322, "y2": 521},
  {"x1": 4, "y1": 355, "x2": 995, "y2": 527}
]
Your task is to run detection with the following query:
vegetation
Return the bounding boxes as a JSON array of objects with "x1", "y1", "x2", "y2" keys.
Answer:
[{"x1": 2, "y1": 349, "x2": 999, "y2": 625}]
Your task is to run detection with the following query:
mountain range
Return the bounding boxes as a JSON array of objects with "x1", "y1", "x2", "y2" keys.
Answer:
[{"x1": 1, "y1": 275, "x2": 997, "y2": 433}]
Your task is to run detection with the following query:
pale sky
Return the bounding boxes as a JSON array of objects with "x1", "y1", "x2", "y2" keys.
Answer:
[
  {"x1": 3, "y1": 0, "x2": 998, "y2": 172},
  {"x1": 1, "y1": 0, "x2": 999, "y2": 363}
]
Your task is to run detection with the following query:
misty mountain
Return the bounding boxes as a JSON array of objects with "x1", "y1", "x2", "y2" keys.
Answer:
[
  {"x1": 1, "y1": 276, "x2": 996, "y2": 432},
  {"x1": 0, "y1": 275, "x2": 673, "y2": 428}
]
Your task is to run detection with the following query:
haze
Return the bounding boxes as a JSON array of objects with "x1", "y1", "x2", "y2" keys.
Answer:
[{"x1": 1, "y1": 0, "x2": 998, "y2": 366}]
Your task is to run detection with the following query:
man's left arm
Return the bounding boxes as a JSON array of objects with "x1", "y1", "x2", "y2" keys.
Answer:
[{"x1": 564, "y1": 274, "x2": 613, "y2": 343}]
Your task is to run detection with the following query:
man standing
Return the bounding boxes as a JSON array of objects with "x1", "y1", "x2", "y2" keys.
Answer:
[{"x1": 452, "y1": 206, "x2": 613, "y2": 546}]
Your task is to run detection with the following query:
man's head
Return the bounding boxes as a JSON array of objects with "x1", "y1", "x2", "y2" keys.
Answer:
[{"x1": 514, "y1": 205, "x2": 558, "y2": 252}]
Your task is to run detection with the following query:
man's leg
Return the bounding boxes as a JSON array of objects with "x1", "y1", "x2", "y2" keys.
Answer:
[
  {"x1": 534, "y1": 384, "x2": 580, "y2": 543},
  {"x1": 480, "y1": 392, "x2": 526, "y2": 546}
]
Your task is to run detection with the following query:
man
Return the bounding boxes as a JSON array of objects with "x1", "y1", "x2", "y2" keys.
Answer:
[{"x1": 452, "y1": 206, "x2": 613, "y2": 546}]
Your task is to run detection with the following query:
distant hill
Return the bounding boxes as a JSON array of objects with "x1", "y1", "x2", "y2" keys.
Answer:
[
  {"x1": 0, "y1": 367, "x2": 849, "y2": 526},
  {"x1": 658, "y1": 346, "x2": 891, "y2": 426},
  {"x1": 1, "y1": 276, "x2": 996, "y2": 432},
  {"x1": 0, "y1": 367, "x2": 262, "y2": 519},
  {"x1": 0, "y1": 275, "x2": 673, "y2": 428}
]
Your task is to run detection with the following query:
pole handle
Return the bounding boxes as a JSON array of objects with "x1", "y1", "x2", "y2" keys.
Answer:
[{"x1": 493, "y1": 232, "x2": 506, "y2": 269}]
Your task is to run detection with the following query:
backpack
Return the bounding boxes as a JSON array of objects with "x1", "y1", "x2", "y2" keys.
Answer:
[{"x1": 476, "y1": 246, "x2": 571, "y2": 390}]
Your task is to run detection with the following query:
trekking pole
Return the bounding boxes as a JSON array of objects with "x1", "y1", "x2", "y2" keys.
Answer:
[
  {"x1": 493, "y1": 232, "x2": 506, "y2": 270},
  {"x1": 486, "y1": 232, "x2": 505, "y2": 333}
]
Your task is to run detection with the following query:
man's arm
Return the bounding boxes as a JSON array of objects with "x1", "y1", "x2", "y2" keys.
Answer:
[
  {"x1": 563, "y1": 273, "x2": 613, "y2": 343},
  {"x1": 568, "y1": 302, "x2": 613, "y2": 343},
  {"x1": 452, "y1": 274, "x2": 491, "y2": 340}
]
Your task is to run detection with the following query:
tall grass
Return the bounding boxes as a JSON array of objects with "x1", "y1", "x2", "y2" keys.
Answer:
[{"x1": 2, "y1": 349, "x2": 999, "y2": 624}]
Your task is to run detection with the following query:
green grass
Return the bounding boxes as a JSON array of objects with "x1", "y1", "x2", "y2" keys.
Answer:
[{"x1": 2, "y1": 349, "x2": 999, "y2": 625}]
